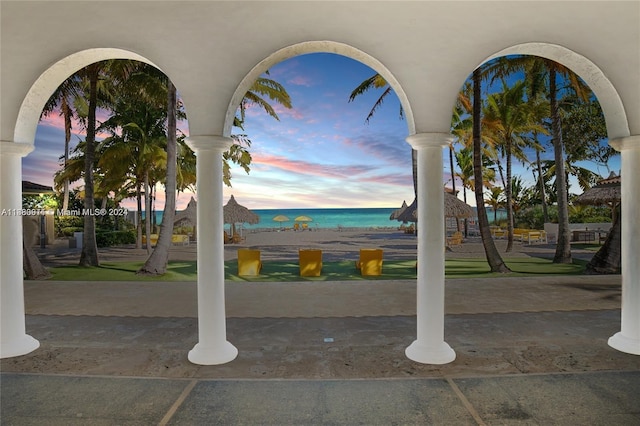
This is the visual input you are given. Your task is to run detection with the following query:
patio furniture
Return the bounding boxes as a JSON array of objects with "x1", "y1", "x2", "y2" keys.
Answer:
[
  {"x1": 237, "y1": 249, "x2": 262, "y2": 276},
  {"x1": 299, "y1": 249, "x2": 323, "y2": 277},
  {"x1": 355, "y1": 248, "x2": 383, "y2": 276}
]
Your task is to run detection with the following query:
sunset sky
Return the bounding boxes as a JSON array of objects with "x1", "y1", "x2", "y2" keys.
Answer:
[{"x1": 23, "y1": 53, "x2": 618, "y2": 211}]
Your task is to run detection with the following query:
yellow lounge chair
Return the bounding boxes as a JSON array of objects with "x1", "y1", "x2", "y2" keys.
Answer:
[
  {"x1": 447, "y1": 231, "x2": 463, "y2": 246},
  {"x1": 237, "y1": 249, "x2": 262, "y2": 276},
  {"x1": 299, "y1": 249, "x2": 322, "y2": 277},
  {"x1": 356, "y1": 248, "x2": 383, "y2": 276}
]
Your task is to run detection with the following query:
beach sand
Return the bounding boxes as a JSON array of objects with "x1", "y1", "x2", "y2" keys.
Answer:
[{"x1": 35, "y1": 227, "x2": 590, "y2": 267}]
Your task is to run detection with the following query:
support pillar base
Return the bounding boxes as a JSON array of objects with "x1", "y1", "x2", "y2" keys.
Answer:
[
  {"x1": 405, "y1": 340, "x2": 456, "y2": 365},
  {"x1": 608, "y1": 332, "x2": 640, "y2": 355},
  {"x1": 188, "y1": 341, "x2": 238, "y2": 365},
  {"x1": 0, "y1": 334, "x2": 40, "y2": 359}
]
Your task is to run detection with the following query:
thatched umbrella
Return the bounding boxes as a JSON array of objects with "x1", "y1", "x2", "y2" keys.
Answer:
[
  {"x1": 389, "y1": 200, "x2": 408, "y2": 220},
  {"x1": 444, "y1": 191, "x2": 474, "y2": 218},
  {"x1": 224, "y1": 195, "x2": 259, "y2": 236},
  {"x1": 395, "y1": 192, "x2": 474, "y2": 223},
  {"x1": 173, "y1": 196, "x2": 198, "y2": 229},
  {"x1": 574, "y1": 171, "x2": 621, "y2": 211},
  {"x1": 574, "y1": 172, "x2": 621, "y2": 274}
]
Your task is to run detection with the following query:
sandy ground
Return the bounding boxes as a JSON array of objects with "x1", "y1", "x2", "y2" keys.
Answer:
[
  {"x1": 35, "y1": 227, "x2": 596, "y2": 267},
  {"x1": 7, "y1": 228, "x2": 631, "y2": 381}
]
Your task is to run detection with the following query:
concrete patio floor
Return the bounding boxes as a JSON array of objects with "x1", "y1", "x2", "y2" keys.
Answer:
[{"x1": 2, "y1": 275, "x2": 639, "y2": 424}]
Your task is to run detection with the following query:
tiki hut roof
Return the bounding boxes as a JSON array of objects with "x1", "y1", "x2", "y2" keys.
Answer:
[
  {"x1": 574, "y1": 172, "x2": 621, "y2": 206},
  {"x1": 444, "y1": 191, "x2": 474, "y2": 218},
  {"x1": 395, "y1": 192, "x2": 474, "y2": 223},
  {"x1": 389, "y1": 200, "x2": 408, "y2": 220},
  {"x1": 223, "y1": 195, "x2": 259, "y2": 225},
  {"x1": 22, "y1": 180, "x2": 54, "y2": 195},
  {"x1": 173, "y1": 196, "x2": 198, "y2": 227}
]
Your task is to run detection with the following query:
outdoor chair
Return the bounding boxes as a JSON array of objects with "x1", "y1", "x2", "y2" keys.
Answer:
[
  {"x1": 237, "y1": 249, "x2": 262, "y2": 276},
  {"x1": 355, "y1": 248, "x2": 383, "y2": 276},
  {"x1": 447, "y1": 231, "x2": 463, "y2": 246},
  {"x1": 299, "y1": 249, "x2": 323, "y2": 277}
]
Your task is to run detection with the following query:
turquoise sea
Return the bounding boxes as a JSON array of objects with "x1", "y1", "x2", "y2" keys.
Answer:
[
  {"x1": 249, "y1": 208, "x2": 397, "y2": 230},
  {"x1": 143, "y1": 207, "x2": 507, "y2": 230}
]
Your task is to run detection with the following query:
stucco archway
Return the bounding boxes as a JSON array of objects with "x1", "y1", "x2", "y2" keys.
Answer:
[
  {"x1": 204, "y1": 42, "x2": 456, "y2": 365},
  {"x1": 13, "y1": 48, "x2": 162, "y2": 146},
  {"x1": 467, "y1": 43, "x2": 639, "y2": 356},
  {"x1": 482, "y1": 42, "x2": 629, "y2": 140},
  {"x1": 1, "y1": 48, "x2": 167, "y2": 359},
  {"x1": 223, "y1": 41, "x2": 416, "y2": 138}
]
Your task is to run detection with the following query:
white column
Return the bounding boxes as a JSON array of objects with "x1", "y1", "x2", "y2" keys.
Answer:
[
  {"x1": 185, "y1": 135, "x2": 238, "y2": 365},
  {"x1": 404, "y1": 133, "x2": 456, "y2": 364},
  {"x1": 608, "y1": 135, "x2": 640, "y2": 355},
  {"x1": 0, "y1": 141, "x2": 40, "y2": 358}
]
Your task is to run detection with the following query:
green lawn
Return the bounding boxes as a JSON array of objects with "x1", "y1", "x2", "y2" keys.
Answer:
[{"x1": 47, "y1": 257, "x2": 586, "y2": 282}]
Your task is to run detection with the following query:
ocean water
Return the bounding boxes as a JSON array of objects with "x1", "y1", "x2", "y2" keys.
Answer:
[
  {"x1": 142, "y1": 207, "x2": 507, "y2": 230},
  {"x1": 249, "y1": 208, "x2": 397, "y2": 230}
]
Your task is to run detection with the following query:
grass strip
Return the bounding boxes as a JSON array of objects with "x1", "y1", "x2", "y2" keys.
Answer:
[{"x1": 47, "y1": 257, "x2": 586, "y2": 282}]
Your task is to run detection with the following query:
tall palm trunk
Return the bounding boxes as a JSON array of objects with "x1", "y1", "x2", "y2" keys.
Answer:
[
  {"x1": 62, "y1": 97, "x2": 72, "y2": 212},
  {"x1": 449, "y1": 146, "x2": 462, "y2": 232},
  {"x1": 550, "y1": 69, "x2": 572, "y2": 263},
  {"x1": 472, "y1": 69, "x2": 510, "y2": 273},
  {"x1": 505, "y1": 135, "x2": 514, "y2": 252},
  {"x1": 144, "y1": 170, "x2": 152, "y2": 254},
  {"x1": 586, "y1": 205, "x2": 620, "y2": 273},
  {"x1": 535, "y1": 145, "x2": 549, "y2": 223},
  {"x1": 411, "y1": 148, "x2": 418, "y2": 199},
  {"x1": 136, "y1": 182, "x2": 143, "y2": 249},
  {"x1": 139, "y1": 81, "x2": 178, "y2": 275},
  {"x1": 79, "y1": 64, "x2": 100, "y2": 267}
]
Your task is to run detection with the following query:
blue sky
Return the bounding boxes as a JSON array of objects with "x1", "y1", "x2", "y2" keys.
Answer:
[{"x1": 23, "y1": 53, "x2": 619, "y2": 211}]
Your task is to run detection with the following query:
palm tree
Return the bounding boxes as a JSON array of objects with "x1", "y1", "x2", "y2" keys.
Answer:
[
  {"x1": 348, "y1": 73, "x2": 404, "y2": 124},
  {"x1": 347, "y1": 73, "x2": 420, "y2": 199},
  {"x1": 139, "y1": 79, "x2": 178, "y2": 275},
  {"x1": 520, "y1": 57, "x2": 591, "y2": 263},
  {"x1": 70, "y1": 59, "x2": 138, "y2": 266},
  {"x1": 234, "y1": 74, "x2": 292, "y2": 128},
  {"x1": 485, "y1": 187, "x2": 505, "y2": 225},
  {"x1": 226, "y1": 73, "x2": 293, "y2": 186},
  {"x1": 524, "y1": 61, "x2": 551, "y2": 224},
  {"x1": 98, "y1": 76, "x2": 168, "y2": 251},
  {"x1": 541, "y1": 159, "x2": 601, "y2": 194},
  {"x1": 40, "y1": 78, "x2": 84, "y2": 211},
  {"x1": 483, "y1": 80, "x2": 547, "y2": 251},
  {"x1": 78, "y1": 63, "x2": 101, "y2": 266},
  {"x1": 472, "y1": 69, "x2": 511, "y2": 273}
]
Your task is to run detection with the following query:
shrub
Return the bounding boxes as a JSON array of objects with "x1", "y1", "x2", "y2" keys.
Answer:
[
  {"x1": 60, "y1": 226, "x2": 84, "y2": 237},
  {"x1": 515, "y1": 205, "x2": 558, "y2": 229},
  {"x1": 55, "y1": 216, "x2": 84, "y2": 236},
  {"x1": 96, "y1": 230, "x2": 136, "y2": 247}
]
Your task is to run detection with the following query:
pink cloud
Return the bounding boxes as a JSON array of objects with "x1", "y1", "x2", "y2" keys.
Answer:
[
  {"x1": 253, "y1": 153, "x2": 374, "y2": 179},
  {"x1": 287, "y1": 75, "x2": 314, "y2": 87}
]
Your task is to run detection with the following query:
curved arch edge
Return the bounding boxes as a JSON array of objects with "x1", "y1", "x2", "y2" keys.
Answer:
[{"x1": 223, "y1": 40, "x2": 416, "y2": 137}]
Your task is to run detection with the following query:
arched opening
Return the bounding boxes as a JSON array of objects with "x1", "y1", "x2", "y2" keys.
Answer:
[
  {"x1": 224, "y1": 41, "x2": 416, "y2": 138},
  {"x1": 450, "y1": 42, "x2": 637, "y2": 356},
  {"x1": 14, "y1": 49, "x2": 162, "y2": 146},
  {"x1": 193, "y1": 41, "x2": 455, "y2": 366},
  {"x1": 2, "y1": 48, "x2": 195, "y2": 358}
]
